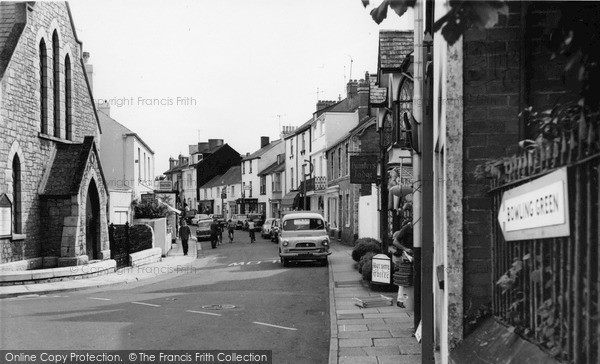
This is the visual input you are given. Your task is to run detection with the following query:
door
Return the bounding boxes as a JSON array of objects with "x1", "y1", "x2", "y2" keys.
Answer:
[{"x1": 86, "y1": 179, "x2": 101, "y2": 260}]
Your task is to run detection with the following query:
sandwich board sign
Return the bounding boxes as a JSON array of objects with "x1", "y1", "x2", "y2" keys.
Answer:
[
  {"x1": 497, "y1": 167, "x2": 569, "y2": 241},
  {"x1": 371, "y1": 254, "x2": 391, "y2": 284}
]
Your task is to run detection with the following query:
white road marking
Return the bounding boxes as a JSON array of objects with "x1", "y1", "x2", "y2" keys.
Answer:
[
  {"x1": 131, "y1": 301, "x2": 161, "y2": 307},
  {"x1": 87, "y1": 297, "x2": 111, "y2": 301},
  {"x1": 186, "y1": 310, "x2": 222, "y2": 317},
  {"x1": 253, "y1": 321, "x2": 297, "y2": 331}
]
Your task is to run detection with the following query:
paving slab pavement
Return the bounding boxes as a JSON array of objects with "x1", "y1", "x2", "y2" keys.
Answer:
[{"x1": 328, "y1": 242, "x2": 421, "y2": 364}]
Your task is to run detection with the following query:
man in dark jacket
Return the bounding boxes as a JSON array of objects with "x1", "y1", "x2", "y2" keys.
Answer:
[
  {"x1": 178, "y1": 220, "x2": 193, "y2": 255},
  {"x1": 210, "y1": 220, "x2": 220, "y2": 249}
]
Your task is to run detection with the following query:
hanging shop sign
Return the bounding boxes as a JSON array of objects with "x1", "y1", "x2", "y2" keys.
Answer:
[
  {"x1": 497, "y1": 167, "x2": 570, "y2": 241},
  {"x1": 350, "y1": 155, "x2": 378, "y2": 184}
]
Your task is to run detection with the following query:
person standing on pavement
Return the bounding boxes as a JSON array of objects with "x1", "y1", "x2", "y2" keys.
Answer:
[
  {"x1": 227, "y1": 219, "x2": 235, "y2": 243},
  {"x1": 210, "y1": 219, "x2": 220, "y2": 249},
  {"x1": 247, "y1": 219, "x2": 256, "y2": 243},
  {"x1": 178, "y1": 220, "x2": 193, "y2": 256}
]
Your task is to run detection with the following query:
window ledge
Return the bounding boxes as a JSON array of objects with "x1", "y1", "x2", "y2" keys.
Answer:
[
  {"x1": 12, "y1": 234, "x2": 26, "y2": 241},
  {"x1": 38, "y1": 133, "x2": 76, "y2": 144}
]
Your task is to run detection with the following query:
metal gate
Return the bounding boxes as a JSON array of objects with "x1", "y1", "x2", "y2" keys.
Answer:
[
  {"x1": 490, "y1": 118, "x2": 599, "y2": 363},
  {"x1": 109, "y1": 222, "x2": 130, "y2": 269}
]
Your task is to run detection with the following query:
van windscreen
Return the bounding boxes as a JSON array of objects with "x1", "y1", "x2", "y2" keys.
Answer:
[{"x1": 283, "y1": 218, "x2": 324, "y2": 231}]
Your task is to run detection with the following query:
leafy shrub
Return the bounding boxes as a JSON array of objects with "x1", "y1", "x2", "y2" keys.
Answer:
[
  {"x1": 132, "y1": 199, "x2": 169, "y2": 219},
  {"x1": 351, "y1": 237, "x2": 381, "y2": 262},
  {"x1": 361, "y1": 255, "x2": 374, "y2": 282},
  {"x1": 358, "y1": 252, "x2": 376, "y2": 274}
]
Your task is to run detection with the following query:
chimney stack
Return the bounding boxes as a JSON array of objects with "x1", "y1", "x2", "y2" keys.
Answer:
[
  {"x1": 197, "y1": 142, "x2": 209, "y2": 153},
  {"x1": 260, "y1": 136, "x2": 270, "y2": 148},
  {"x1": 316, "y1": 100, "x2": 337, "y2": 112},
  {"x1": 208, "y1": 139, "x2": 224, "y2": 150},
  {"x1": 96, "y1": 99, "x2": 110, "y2": 117},
  {"x1": 357, "y1": 76, "x2": 371, "y2": 120},
  {"x1": 169, "y1": 157, "x2": 177, "y2": 170},
  {"x1": 346, "y1": 79, "x2": 358, "y2": 100},
  {"x1": 83, "y1": 52, "x2": 93, "y2": 93}
]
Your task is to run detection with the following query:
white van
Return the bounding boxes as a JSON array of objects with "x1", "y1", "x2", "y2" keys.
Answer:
[{"x1": 278, "y1": 211, "x2": 331, "y2": 267}]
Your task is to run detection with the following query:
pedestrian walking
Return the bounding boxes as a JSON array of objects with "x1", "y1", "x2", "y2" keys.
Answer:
[
  {"x1": 210, "y1": 220, "x2": 220, "y2": 249},
  {"x1": 247, "y1": 220, "x2": 256, "y2": 243},
  {"x1": 227, "y1": 219, "x2": 235, "y2": 243},
  {"x1": 178, "y1": 220, "x2": 194, "y2": 256}
]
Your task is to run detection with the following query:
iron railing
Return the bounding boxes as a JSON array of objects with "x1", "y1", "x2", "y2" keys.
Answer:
[
  {"x1": 490, "y1": 117, "x2": 599, "y2": 363},
  {"x1": 305, "y1": 176, "x2": 327, "y2": 192}
]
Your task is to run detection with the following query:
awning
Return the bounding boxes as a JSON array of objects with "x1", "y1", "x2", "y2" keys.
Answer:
[
  {"x1": 281, "y1": 191, "x2": 299, "y2": 208},
  {"x1": 157, "y1": 198, "x2": 182, "y2": 215}
]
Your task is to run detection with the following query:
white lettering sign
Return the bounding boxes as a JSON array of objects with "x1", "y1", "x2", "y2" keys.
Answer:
[
  {"x1": 372, "y1": 254, "x2": 391, "y2": 284},
  {"x1": 503, "y1": 180, "x2": 565, "y2": 231},
  {"x1": 498, "y1": 167, "x2": 570, "y2": 241}
]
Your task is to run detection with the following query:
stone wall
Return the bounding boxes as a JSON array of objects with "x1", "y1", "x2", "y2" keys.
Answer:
[{"x1": 0, "y1": 2, "x2": 101, "y2": 263}]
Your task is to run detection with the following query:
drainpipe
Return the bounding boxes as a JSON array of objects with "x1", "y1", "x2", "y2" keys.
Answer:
[
  {"x1": 412, "y1": 0, "x2": 424, "y2": 334},
  {"x1": 421, "y1": 0, "x2": 435, "y2": 363}
]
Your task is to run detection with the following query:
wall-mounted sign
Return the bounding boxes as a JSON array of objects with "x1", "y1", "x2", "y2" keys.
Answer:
[
  {"x1": 154, "y1": 180, "x2": 173, "y2": 191},
  {"x1": 0, "y1": 194, "x2": 12, "y2": 237},
  {"x1": 350, "y1": 155, "x2": 378, "y2": 184},
  {"x1": 141, "y1": 193, "x2": 155, "y2": 204},
  {"x1": 497, "y1": 167, "x2": 570, "y2": 241},
  {"x1": 371, "y1": 254, "x2": 391, "y2": 284}
]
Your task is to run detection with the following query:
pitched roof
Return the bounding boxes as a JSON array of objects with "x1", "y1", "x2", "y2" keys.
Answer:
[
  {"x1": 98, "y1": 110, "x2": 154, "y2": 154},
  {"x1": 42, "y1": 136, "x2": 107, "y2": 196},
  {"x1": 242, "y1": 139, "x2": 282, "y2": 161},
  {"x1": 199, "y1": 174, "x2": 223, "y2": 189},
  {"x1": 379, "y1": 30, "x2": 413, "y2": 71},
  {"x1": 221, "y1": 166, "x2": 242, "y2": 185},
  {"x1": 199, "y1": 166, "x2": 241, "y2": 189},
  {"x1": 0, "y1": 2, "x2": 25, "y2": 79},
  {"x1": 326, "y1": 116, "x2": 377, "y2": 152},
  {"x1": 258, "y1": 160, "x2": 284, "y2": 176}
]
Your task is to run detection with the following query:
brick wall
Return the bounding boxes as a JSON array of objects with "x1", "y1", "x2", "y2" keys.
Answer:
[
  {"x1": 461, "y1": 1, "x2": 580, "y2": 328},
  {"x1": 462, "y1": 1, "x2": 523, "y2": 322},
  {"x1": 0, "y1": 2, "x2": 100, "y2": 263}
]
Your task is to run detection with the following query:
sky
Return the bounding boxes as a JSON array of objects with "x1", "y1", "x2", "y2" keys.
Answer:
[{"x1": 68, "y1": 0, "x2": 413, "y2": 174}]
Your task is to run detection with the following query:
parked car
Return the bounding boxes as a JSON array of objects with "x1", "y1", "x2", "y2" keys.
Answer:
[
  {"x1": 209, "y1": 214, "x2": 226, "y2": 227},
  {"x1": 270, "y1": 218, "x2": 281, "y2": 243},
  {"x1": 261, "y1": 218, "x2": 276, "y2": 238},
  {"x1": 184, "y1": 209, "x2": 198, "y2": 224},
  {"x1": 244, "y1": 213, "x2": 264, "y2": 232},
  {"x1": 231, "y1": 214, "x2": 247, "y2": 230},
  {"x1": 191, "y1": 213, "x2": 210, "y2": 226},
  {"x1": 278, "y1": 211, "x2": 330, "y2": 267},
  {"x1": 195, "y1": 216, "x2": 213, "y2": 240}
]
